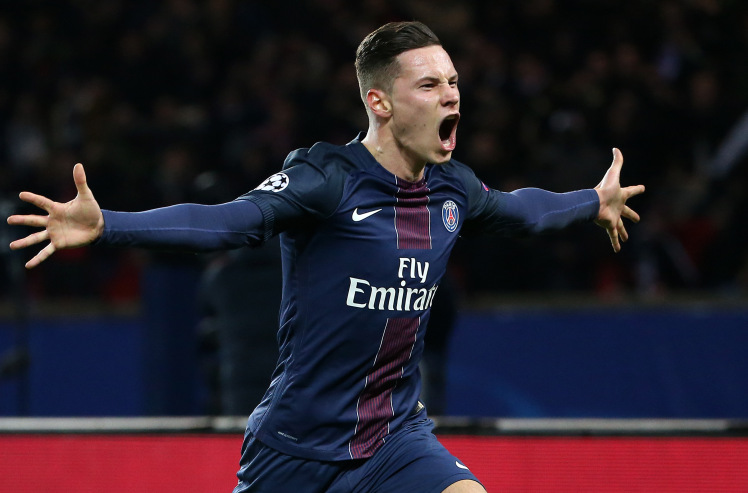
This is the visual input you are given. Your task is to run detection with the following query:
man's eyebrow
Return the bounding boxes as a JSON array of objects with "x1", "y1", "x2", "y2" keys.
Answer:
[{"x1": 414, "y1": 74, "x2": 459, "y2": 84}]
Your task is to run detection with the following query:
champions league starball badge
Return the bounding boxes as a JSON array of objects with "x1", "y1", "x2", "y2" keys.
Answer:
[
  {"x1": 255, "y1": 172, "x2": 290, "y2": 192},
  {"x1": 442, "y1": 200, "x2": 459, "y2": 232}
]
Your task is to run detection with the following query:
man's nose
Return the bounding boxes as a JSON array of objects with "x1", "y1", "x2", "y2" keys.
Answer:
[{"x1": 441, "y1": 84, "x2": 459, "y2": 106}]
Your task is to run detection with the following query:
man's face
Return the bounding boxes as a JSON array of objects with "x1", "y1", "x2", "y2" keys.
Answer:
[{"x1": 387, "y1": 45, "x2": 460, "y2": 166}]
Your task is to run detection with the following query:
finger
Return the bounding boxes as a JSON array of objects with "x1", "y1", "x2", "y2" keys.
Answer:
[
  {"x1": 619, "y1": 219, "x2": 629, "y2": 242},
  {"x1": 608, "y1": 226, "x2": 621, "y2": 253},
  {"x1": 18, "y1": 191, "x2": 54, "y2": 213},
  {"x1": 25, "y1": 243, "x2": 56, "y2": 269},
  {"x1": 73, "y1": 163, "x2": 91, "y2": 197},
  {"x1": 598, "y1": 148, "x2": 623, "y2": 189},
  {"x1": 9, "y1": 230, "x2": 50, "y2": 250},
  {"x1": 7, "y1": 214, "x2": 49, "y2": 228},
  {"x1": 621, "y1": 205, "x2": 640, "y2": 223},
  {"x1": 611, "y1": 147, "x2": 624, "y2": 170},
  {"x1": 622, "y1": 184, "x2": 646, "y2": 199}
]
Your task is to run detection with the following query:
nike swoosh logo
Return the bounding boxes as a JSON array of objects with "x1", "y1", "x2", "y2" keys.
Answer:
[
  {"x1": 352, "y1": 208, "x2": 382, "y2": 222},
  {"x1": 455, "y1": 461, "x2": 469, "y2": 470}
]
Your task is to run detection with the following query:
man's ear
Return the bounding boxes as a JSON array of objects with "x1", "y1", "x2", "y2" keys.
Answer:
[{"x1": 366, "y1": 89, "x2": 392, "y2": 117}]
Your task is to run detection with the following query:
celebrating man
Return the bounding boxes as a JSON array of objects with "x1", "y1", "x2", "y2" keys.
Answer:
[{"x1": 8, "y1": 21, "x2": 643, "y2": 493}]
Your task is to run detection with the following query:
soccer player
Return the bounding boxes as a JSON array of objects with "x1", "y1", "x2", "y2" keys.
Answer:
[{"x1": 7, "y1": 21, "x2": 644, "y2": 493}]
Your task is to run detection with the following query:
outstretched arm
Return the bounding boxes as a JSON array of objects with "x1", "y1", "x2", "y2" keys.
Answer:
[
  {"x1": 462, "y1": 147, "x2": 644, "y2": 249},
  {"x1": 594, "y1": 148, "x2": 645, "y2": 252},
  {"x1": 7, "y1": 163, "x2": 267, "y2": 269},
  {"x1": 7, "y1": 163, "x2": 104, "y2": 269}
]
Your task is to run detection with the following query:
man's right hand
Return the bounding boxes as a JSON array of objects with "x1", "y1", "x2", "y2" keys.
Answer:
[{"x1": 7, "y1": 163, "x2": 105, "y2": 269}]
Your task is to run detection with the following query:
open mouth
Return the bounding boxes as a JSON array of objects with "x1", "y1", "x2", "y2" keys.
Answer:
[{"x1": 439, "y1": 114, "x2": 460, "y2": 152}]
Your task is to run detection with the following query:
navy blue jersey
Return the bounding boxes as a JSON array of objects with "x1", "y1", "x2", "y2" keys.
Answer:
[
  {"x1": 99, "y1": 134, "x2": 598, "y2": 462},
  {"x1": 236, "y1": 134, "x2": 599, "y2": 461}
]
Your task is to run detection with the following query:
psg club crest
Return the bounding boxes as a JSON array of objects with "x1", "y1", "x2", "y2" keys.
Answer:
[
  {"x1": 255, "y1": 172, "x2": 289, "y2": 192},
  {"x1": 442, "y1": 200, "x2": 459, "y2": 232}
]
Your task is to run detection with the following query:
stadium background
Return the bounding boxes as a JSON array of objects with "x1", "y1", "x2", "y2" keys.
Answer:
[{"x1": 1, "y1": 0, "x2": 748, "y2": 491}]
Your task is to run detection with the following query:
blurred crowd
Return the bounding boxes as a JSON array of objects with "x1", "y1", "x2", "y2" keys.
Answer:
[{"x1": 1, "y1": 0, "x2": 747, "y2": 302}]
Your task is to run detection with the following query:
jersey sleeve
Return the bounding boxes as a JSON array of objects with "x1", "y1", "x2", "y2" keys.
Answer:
[
  {"x1": 98, "y1": 199, "x2": 265, "y2": 251},
  {"x1": 236, "y1": 144, "x2": 348, "y2": 238},
  {"x1": 454, "y1": 162, "x2": 600, "y2": 237}
]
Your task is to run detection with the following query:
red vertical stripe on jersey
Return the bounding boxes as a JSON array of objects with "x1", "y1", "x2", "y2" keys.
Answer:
[
  {"x1": 394, "y1": 178, "x2": 431, "y2": 249},
  {"x1": 349, "y1": 317, "x2": 420, "y2": 459}
]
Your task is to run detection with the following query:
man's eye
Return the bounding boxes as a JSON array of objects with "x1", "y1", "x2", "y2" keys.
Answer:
[{"x1": 421, "y1": 83, "x2": 436, "y2": 89}]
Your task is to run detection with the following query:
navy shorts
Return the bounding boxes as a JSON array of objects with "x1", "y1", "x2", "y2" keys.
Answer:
[{"x1": 233, "y1": 411, "x2": 481, "y2": 493}]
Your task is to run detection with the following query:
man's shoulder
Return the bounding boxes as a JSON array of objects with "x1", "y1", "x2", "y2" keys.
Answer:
[
  {"x1": 429, "y1": 158, "x2": 479, "y2": 187},
  {"x1": 282, "y1": 140, "x2": 361, "y2": 174},
  {"x1": 438, "y1": 158, "x2": 475, "y2": 175}
]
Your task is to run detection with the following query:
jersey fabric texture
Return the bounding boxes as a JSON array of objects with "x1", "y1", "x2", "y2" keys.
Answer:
[
  {"x1": 236, "y1": 134, "x2": 599, "y2": 461},
  {"x1": 233, "y1": 407, "x2": 480, "y2": 493},
  {"x1": 99, "y1": 133, "x2": 599, "y2": 467}
]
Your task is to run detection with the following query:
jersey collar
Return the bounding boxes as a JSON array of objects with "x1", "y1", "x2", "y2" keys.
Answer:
[{"x1": 347, "y1": 132, "x2": 430, "y2": 187}]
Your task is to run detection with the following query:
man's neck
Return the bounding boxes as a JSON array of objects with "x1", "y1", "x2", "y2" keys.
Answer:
[{"x1": 361, "y1": 130, "x2": 425, "y2": 183}]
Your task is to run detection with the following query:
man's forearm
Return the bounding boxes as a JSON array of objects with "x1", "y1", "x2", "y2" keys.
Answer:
[
  {"x1": 500, "y1": 188, "x2": 600, "y2": 234},
  {"x1": 98, "y1": 199, "x2": 266, "y2": 252}
]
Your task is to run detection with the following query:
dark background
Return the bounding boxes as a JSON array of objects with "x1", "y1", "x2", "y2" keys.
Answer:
[
  {"x1": 1, "y1": 0, "x2": 746, "y2": 300},
  {"x1": 1, "y1": 0, "x2": 747, "y2": 417}
]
